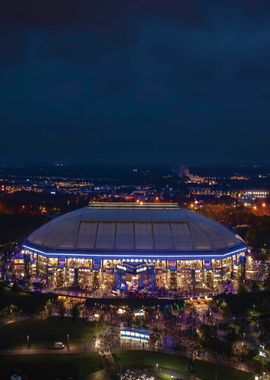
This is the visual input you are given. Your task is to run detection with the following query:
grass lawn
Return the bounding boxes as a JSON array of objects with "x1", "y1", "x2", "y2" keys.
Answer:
[
  {"x1": 0, "y1": 350, "x2": 253, "y2": 380},
  {"x1": 0, "y1": 352, "x2": 104, "y2": 380},
  {"x1": 0, "y1": 317, "x2": 103, "y2": 349},
  {"x1": 157, "y1": 373, "x2": 172, "y2": 380},
  {"x1": 113, "y1": 350, "x2": 187, "y2": 372},
  {"x1": 0, "y1": 283, "x2": 53, "y2": 313},
  {"x1": 112, "y1": 350, "x2": 253, "y2": 380}
]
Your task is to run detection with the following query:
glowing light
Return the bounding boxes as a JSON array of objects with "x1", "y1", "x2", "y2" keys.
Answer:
[
  {"x1": 134, "y1": 309, "x2": 145, "y2": 317},
  {"x1": 22, "y1": 244, "x2": 247, "y2": 260},
  {"x1": 120, "y1": 329, "x2": 150, "y2": 342},
  {"x1": 117, "y1": 308, "x2": 126, "y2": 315}
]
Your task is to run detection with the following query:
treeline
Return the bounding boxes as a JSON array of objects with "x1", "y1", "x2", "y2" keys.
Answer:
[{"x1": 201, "y1": 205, "x2": 270, "y2": 249}]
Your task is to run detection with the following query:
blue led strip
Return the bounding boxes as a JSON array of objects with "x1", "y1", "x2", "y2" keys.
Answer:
[{"x1": 22, "y1": 243, "x2": 247, "y2": 260}]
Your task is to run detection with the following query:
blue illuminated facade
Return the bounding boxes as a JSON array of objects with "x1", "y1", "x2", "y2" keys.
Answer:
[{"x1": 13, "y1": 203, "x2": 247, "y2": 296}]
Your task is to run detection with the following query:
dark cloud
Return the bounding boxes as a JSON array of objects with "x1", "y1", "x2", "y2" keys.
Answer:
[
  {"x1": 0, "y1": 1, "x2": 270, "y2": 164},
  {"x1": 0, "y1": 1, "x2": 205, "y2": 28}
]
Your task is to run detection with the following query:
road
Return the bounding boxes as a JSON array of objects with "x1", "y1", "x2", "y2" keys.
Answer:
[{"x1": 0, "y1": 344, "x2": 86, "y2": 355}]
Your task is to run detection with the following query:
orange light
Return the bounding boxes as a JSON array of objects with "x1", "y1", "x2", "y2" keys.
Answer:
[
  {"x1": 155, "y1": 197, "x2": 159, "y2": 201},
  {"x1": 262, "y1": 203, "x2": 266, "y2": 207},
  {"x1": 253, "y1": 205, "x2": 257, "y2": 210}
]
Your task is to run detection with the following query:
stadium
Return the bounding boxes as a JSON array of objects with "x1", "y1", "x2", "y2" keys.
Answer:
[{"x1": 13, "y1": 203, "x2": 247, "y2": 296}]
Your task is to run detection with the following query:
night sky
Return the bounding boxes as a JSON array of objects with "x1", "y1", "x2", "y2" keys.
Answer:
[{"x1": 1, "y1": 1, "x2": 270, "y2": 165}]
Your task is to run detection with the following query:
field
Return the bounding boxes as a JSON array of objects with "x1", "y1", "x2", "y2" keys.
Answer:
[
  {"x1": 113, "y1": 350, "x2": 253, "y2": 380},
  {"x1": 0, "y1": 349, "x2": 253, "y2": 380},
  {"x1": 0, "y1": 317, "x2": 102, "y2": 350},
  {"x1": 0, "y1": 352, "x2": 104, "y2": 380},
  {"x1": 0, "y1": 283, "x2": 53, "y2": 313},
  {"x1": 0, "y1": 351, "x2": 254, "y2": 380}
]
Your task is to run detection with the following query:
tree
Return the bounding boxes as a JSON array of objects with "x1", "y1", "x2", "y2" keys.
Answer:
[
  {"x1": 264, "y1": 271, "x2": 270, "y2": 291},
  {"x1": 45, "y1": 300, "x2": 53, "y2": 317},
  {"x1": 251, "y1": 281, "x2": 260, "y2": 291},
  {"x1": 200, "y1": 324, "x2": 217, "y2": 348},
  {"x1": 71, "y1": 303, "x2": 80, "y2": 320},
  {"x1": 238, "y1": 282, "x2": 248, "y2": 295},
  {"x1": 59, "y1": 301, "x2": 66, "y2": 319},
  {"x1": 12, "y1": 281, "x2": 20, "y2": 292}
]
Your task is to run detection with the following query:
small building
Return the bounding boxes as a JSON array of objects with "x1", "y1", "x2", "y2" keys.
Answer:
[{"x1": 120, "y1": 327, "x2": 150, "y2": 345}]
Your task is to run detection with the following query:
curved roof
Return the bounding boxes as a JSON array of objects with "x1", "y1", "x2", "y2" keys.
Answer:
[{"x1": 24, "y1": 203, "x2": 246, "y2": 257}]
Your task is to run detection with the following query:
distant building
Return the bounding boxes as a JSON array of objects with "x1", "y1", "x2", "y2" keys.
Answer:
[{"x1": 241, "y1": 190, "x2": 269, "y2": 200}]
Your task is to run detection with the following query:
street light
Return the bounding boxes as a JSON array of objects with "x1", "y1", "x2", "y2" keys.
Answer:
[
  {"x1": 27, "y1": 335, "x2": 30, "y2": 348},
  {"x1": 67, "y1": 333, "x2": 70, "y2": 350}
]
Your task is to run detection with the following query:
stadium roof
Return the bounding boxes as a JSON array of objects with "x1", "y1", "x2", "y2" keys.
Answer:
[{"x1": 24, "y1": 203, "x2": 246, "y2": 258}]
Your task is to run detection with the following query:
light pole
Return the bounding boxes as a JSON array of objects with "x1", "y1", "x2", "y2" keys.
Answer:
[
  {"x1": 67, "y1": 334, "x2": 70, "y2": 350},
  {"x1": 27, "y1": 335, "x2": 30, "y2": 349}
]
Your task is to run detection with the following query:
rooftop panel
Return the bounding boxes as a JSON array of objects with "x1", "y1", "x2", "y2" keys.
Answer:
[{"x1": 26, "y1": 202, "x2": 246, "y2": 254}]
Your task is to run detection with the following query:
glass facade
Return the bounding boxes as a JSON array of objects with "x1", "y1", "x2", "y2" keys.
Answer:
[{"x1": 12, "y1": 248, "x2": 247, "y2": 296}]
